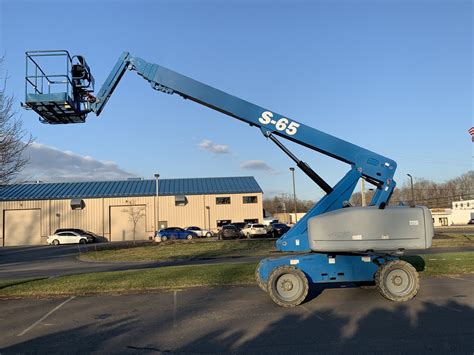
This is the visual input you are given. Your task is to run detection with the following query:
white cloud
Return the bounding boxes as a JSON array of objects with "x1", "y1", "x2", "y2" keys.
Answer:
[
  {"x1": 198, "y1": 139, "x2": 231, "y2": 154},
  {"x1": 17, "y1": 142, "x2": 136, "y2": 182},
  {"x1": 240, "y1": 160, "x2": 275, "y2": 172}
]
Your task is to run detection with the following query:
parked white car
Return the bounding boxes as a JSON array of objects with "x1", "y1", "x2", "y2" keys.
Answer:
[
  {"x1": 47, "y1": 231, "x2": 93, "y2": 245},
  {"x1": 185, "y1": 226, "x2": 214, "y2": 238},
  {"x1": 241, "y1": 224, "x2": 267, "y2": 238}
]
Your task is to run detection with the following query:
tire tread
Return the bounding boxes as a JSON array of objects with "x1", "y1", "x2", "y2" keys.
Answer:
[
  {"x1": 267, "y1": 265, "x2": 309, "y2": 307},
  {"x1": 375, "y1": 260, "x2": 419, "y2": 302}
]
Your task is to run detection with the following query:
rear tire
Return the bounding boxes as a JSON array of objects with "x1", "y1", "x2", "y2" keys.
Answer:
[
  {"x1": 187, "y1": 234, "x2": 193, "y2": 240},
  {"x1": 206, "y1": 232, "x2": 212, "y2": 238},
  {"x1": 375, "y1": 260, "x2": 419, "y2": 302},
  {"x1": 267, "y1": 265, "x2": 309, "y2": 307}
]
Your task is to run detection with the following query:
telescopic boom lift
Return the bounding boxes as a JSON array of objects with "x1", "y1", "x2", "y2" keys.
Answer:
[{"x1": 23, "y1": 50, "x2": 434, "y2": 307}]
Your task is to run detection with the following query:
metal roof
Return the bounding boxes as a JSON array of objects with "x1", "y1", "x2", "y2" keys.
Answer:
[{"x1": 0, "y1": 177, "x2": 263, "y2": 201}]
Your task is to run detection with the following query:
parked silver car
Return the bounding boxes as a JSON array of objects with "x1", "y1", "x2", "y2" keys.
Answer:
[
  {"x1": 47, "y1": 231, "x2": 94, "y2": 245},
  {"x1": 185, "y1": 226, "x2": 214, "y2": 238}
]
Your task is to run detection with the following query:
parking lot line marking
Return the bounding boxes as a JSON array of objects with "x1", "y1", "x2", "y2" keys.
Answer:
[
  {"x1": 173, "y1": 290, "x2": 178, "y2": 328},
  {"x1": 17, "y1": 296, "x2": 76, "y2": 337},
  {"x1": 300, "y1": 305, "x2": 324, "y2": 320}
]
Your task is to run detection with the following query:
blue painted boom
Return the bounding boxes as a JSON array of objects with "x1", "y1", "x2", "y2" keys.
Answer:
[{"x1": 88, "y1": 52, "x2": 398, "y2": 252}]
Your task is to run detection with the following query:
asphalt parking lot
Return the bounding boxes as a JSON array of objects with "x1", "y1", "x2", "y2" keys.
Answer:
[{"x1": 0, "y1": 275, "x2": 473, "y2": 354}]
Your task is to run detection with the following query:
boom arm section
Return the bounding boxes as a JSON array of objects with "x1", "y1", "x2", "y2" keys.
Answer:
[
  {"x1": 91, "y1": 52, "x2": 396, "y2": 203},
  {"x1": 24, "y1": 50, "x2": 398, "y2": 252}
]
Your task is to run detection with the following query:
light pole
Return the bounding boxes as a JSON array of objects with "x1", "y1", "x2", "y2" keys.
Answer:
[
  {"x1": 289, "y1": 167, "x2": 297, "y2": 224},
  {"x1": 154, "y1": 173, "x2": 160, "y2": 231},
  {"x1": 205, "y1": 206, "x2": 211, "y2": 231},
  {"x1": 407, "y1": 173, "x2": 415, "y2": 207}
]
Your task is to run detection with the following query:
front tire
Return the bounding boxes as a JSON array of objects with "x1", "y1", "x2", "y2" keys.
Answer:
[
  {"x1": 161, "y1": 236, "x2": 168, "y2": 242},
  {"x1": 267, "y1": 265, "x2": 309, "y2": 307},
  {"x1": 52, "y1": 239, "x2": 60, "y2": 246},
  {"x1": 79, "y1": 238, "x2": 87, "y2": 244},
  {"x1": 206, "y1": 232, "x2": 212, "y2": 238},
  {"x1": 187, "y1": 234, "x2": 193, "y2": 240},
  {"x1": 375, "y1": 260, "x2": 419, "y2": 302}
]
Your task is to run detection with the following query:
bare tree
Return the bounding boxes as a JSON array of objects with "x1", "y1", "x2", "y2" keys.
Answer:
[
  {"x1": 351, "y1": 171, "x2": 474, "y2": 208},
  {"x1": 263, "y1": 194, "x2": 315, "y2": 216},
  {"x1": 0, "y1": 57, "x2": 32, "y2": 184},
  {"x1": 123, "y1": 201, "x2": 146, "y2": 244}
]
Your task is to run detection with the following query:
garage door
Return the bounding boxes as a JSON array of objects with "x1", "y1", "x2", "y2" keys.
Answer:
[
  {"x1": 4, "y1": 209, "x2": 41, "y2": 246},
  {"x1": 110, "y1": 205, "x2": 146, "y2": 241}
]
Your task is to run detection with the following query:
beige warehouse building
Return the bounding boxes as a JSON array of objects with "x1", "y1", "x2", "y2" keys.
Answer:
[{"x1": 0, "y1": 176, "x2": 264, "y2": 246}]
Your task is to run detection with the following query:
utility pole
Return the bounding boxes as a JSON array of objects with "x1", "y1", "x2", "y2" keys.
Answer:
[
  {"x1": 289, "y1": 167, "x2": 297, "y2": 224},
  {"x1": 361, "y1": 178, "x2": 367, "y2": 207},
  {"x1": 154, "y1": 173, "x2": 160, "y2": 231},
  {"x1": 407, "y1": 174, "x2": 415, "y2": 207}
]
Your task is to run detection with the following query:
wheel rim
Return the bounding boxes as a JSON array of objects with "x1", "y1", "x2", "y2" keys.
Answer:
[
  {"x1": 187, "y1": 235, "x2": 192, "y2": 240},
  {"x1": 275, "y1": 273, "x2": 302, "y2": 302},
  {"x1": 385, "y1": 268, "x2": 413, "y2": 296}
]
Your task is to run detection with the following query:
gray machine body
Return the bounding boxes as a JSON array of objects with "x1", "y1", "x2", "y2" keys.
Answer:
[{"x1": 308, "y1": 206, "x2": 434, "y2": 252}]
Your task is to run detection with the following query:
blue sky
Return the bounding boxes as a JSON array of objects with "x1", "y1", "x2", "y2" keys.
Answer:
[{"x1": 0, "y1": 0, "x2": 472, "y2": 201}]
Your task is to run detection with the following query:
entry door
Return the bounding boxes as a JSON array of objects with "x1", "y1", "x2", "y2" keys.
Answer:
[{"x1": 4, "y1": 209, "x2": 41, "y2": 246}]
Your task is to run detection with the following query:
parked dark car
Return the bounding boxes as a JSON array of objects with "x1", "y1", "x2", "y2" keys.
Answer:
[
  {"x1": 217, "y1": 225, "x2": 242, "y2": 240},
  {"x1": 155, "y1": 227, "x2": 197, "y2": 241},
  {"x1": 269, "y1": 223, "x2": 291, "y2": 237},
  {"x1": 231, "y1": 222, "x2": 247, "y2": 231}
]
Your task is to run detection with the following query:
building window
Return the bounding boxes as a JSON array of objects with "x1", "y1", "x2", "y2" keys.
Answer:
[
  {"x1": 244, "y1": 218, "x2": 258, "y2": 224},
  {"x1": 175, "y1": 195, "x2": 188, "y2": 206},
  {"x1": 70, "y1": 199, "x2": 85, "y2": 210},
  {"x1": 455, "y1": 204, "x2": 458, "y2": 208},
  {"x1": 216, "y1": 197, "x2": 231, "y2": 205},
  {"x1": 243, "y1": 196, "x2": 257, "y2": 204}
]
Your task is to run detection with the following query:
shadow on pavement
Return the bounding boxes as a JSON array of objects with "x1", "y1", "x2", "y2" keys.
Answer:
[{"x1": 3, "y1": 295, "x2": 473, "y2": 354}]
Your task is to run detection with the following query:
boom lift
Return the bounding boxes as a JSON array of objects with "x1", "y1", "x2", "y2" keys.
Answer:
[{"x1": 23, "y1": 50, "x2": 434, "y2": 307}]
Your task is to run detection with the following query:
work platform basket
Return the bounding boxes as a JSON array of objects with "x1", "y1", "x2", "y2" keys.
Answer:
[{"x1": 24, "y1": 50, "x2": 95, "y2": 124}]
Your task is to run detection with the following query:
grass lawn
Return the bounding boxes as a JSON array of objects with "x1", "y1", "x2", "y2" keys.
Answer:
[
  {"x1": 80, "y1": 239, "x2": 277, "y2": 262},
  {"x1": 403, "y1": 252, "x2": 474, "y2": 277},
  {"x1": 432, "y1": 233, "x2": 473, "y2": 248},
  {"x1": 0, "y1": 252, "x2": 472, "y2": 297},
  {"x1": 79, "y1": 234, "x2": 472, "y2": 264},
  {"x1": 0, "y1": 263, "x2": 257, "y2": 297}
]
